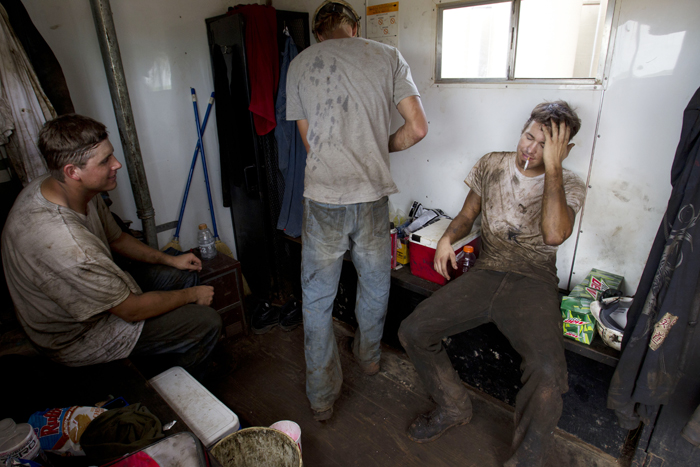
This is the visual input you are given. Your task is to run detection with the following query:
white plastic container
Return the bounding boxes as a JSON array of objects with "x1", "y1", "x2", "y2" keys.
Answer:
[
  {"x1": 0, "y1": 419, "x2": 44, "y2": 463},
  {"x1": 149, "y1": 366, "x2": 239, "y2": 447}
]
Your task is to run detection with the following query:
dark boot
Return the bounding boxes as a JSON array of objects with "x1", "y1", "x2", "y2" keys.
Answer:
[
  {"x1": 407, "y1": 406, "x2": 472, "y2": 443},
  {"x1": 251, "y1": 300, "x2": 280, "y2": 334},
  {"x1": 279, "y1": 298, "x2": 302, "y2": 331}
]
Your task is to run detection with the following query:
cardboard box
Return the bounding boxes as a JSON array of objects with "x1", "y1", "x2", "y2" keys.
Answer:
[
  {"x1": 561, "y1": 269, "x2": 624, "y2": 345},
  {"x1": 409, "y1": 218, "x2": 480, "y2": 285}
]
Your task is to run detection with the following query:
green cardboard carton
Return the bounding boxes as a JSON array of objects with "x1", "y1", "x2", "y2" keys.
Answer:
[{"x1": 561, "y1": 269, "x2": 624, "y2": 345}]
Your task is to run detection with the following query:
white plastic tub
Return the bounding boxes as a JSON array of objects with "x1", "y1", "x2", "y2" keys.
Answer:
[{"x1": 149, "y1": 366, "x2": 240, "y2": 447}]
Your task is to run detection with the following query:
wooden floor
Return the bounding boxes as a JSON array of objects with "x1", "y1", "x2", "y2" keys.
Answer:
[{"x1": 206, "y1": 321, "x2": 619, "y2": 467}]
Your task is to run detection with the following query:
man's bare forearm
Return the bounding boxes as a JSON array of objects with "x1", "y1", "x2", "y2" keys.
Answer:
[
  {"x1": 389, "y1": 123, "x2": 426, "y2": 152},
  {"x1": 110, "y1": 285, "x2": 214, "y2": 322},
  {"x1": 110, "y1": 232, "x2": 172, "y2": 265},
  {"x1": 441, "y1": 216, "x2": 475, "y2": 245},
  {"x1": 110, "y1": 289, "x2": 194, "y2": 322},
  {"x1": 390, "y1": 96, "x2": 428, "y2": 153},
  {"x1": 541, "y1": 165, "x2": 574, "y2": 245}
]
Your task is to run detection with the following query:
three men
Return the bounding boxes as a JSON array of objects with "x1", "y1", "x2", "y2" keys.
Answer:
[
  {"x1": 286, "y1": 0, "x2": 428, "y2": 420},
  {"x1": 399, "y1": 101, "x2": 586, "y2": 466},
  {"x1": 1, "y1": 114, "x2": 221, "y2": 375}
]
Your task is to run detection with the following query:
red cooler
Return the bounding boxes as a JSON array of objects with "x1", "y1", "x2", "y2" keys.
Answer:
[{"x1": 409, "y1": 218, "x2": 480, "y2": 285}]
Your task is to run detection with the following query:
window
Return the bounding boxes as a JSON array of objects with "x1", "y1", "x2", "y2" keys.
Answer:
[{"x1": 436, "y1": 0, "x2": 615, "y2": 84}]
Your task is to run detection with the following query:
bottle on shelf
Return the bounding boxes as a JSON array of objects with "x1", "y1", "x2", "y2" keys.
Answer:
[{"x1": 198, "y1": 223, "x2": 216, "y2": 260}]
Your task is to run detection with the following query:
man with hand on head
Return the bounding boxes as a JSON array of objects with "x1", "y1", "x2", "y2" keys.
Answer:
[
  {"x1": 285, "y1": 0, "x2": 428, "y2": 421},
  {"x1": 399, "y1": 101, "x2": 586, "y2": 467},
  {"x1": 1, "y1": 114, "x2": 221, "y2": 376}
]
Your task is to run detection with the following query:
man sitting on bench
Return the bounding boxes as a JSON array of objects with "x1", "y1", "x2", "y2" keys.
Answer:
[
  {"x1": 399, "y1": 101, "x2": 586, "y2": 467},
  {"x1": 1, "y1": 114, "x2": 220, "y2": 376}
]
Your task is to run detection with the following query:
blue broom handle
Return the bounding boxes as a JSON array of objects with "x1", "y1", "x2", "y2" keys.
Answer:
[
  {"x1": 191, "y1": 88, "x2": 220, "y2": 238},
  {"x1": 174, "y1": 92, "x2": 215, "y2": 238}
]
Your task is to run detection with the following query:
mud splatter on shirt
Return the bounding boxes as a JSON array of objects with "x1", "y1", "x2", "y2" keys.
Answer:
[
  {"x1": 1, "y1": 175, "x2": 143, "y2": 366},
  {"x1": 465, "y1": 152, "x2": 586, "y2": 285},
  {"x1": 286, "y1": 38, "x2": 419, "y2": 205}
]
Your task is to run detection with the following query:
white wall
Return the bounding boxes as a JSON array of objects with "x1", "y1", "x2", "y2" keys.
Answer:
[
  {"x1": 21, "y1": 0, "x2": 700, "y2": 295},
  {"x1": 22, "y1": 0, "x2": 254, "y2": 254}
]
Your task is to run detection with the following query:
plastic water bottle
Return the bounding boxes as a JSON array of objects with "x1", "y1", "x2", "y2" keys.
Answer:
[
  {"x1": 198, "y1": 223, "x2": 216, "y2": 260},
  {"x1": 456, "y1": 245, "x2": 476, "y2": 273}
]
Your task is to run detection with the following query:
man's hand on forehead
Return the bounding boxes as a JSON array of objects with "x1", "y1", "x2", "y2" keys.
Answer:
[{"x1": 542, "y1": 118, "x2": 574, "y2": 167}]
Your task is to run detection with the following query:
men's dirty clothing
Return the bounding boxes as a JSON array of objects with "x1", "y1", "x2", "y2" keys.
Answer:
[
  {"x1": 400, "y1": 151, "x2": 585, "y2": 466},
  {"x1": 608, "y1": 85, "x2": 700, "y2": 429},
  {"x1": 301, "y1": 197, "x2": 391, "y2": 411},
  {"x1": 466, "y1": 152, "x2": 586, "y2": 285},
  {"x1": 125, "y1": 256, "x2": 221, "y2": 375},
  {"x1": 286, "y1": 37, "x2": 419, "y2": 205},
  {"x1": 227, "y1": 4, "x2": 278, "y2": 135},
  {"x1": 2, "y1": 175, "x2": 143, "y2": 366},
  {"x1": 399, "y1": 270, "x2": 568, "y2": 466},
  {"x1": 275, "y1": 35, "x2": 306, "y2": 238},
  {"x1": 130, "y1": 304, "x2": 221, "y2": 377}
]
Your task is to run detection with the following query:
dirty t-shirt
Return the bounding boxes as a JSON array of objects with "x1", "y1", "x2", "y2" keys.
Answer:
[
  {"x1": 286, "y1": 37, "x2": 419, "y2": 204},
  {"x1": 466, "y1": 152, "x2": 586, "y2": 286},
  {"x1": 1, "y1": 175, "x2": 143, "y2": 366}
]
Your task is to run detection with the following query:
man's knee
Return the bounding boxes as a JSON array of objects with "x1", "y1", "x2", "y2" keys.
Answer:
[
  {"x1": 525, "y1": 359, "x2": 569, "y2": 395},
  {"x1": 398, "y1": 302, "x2": 431, "y2": 349},
  {"x1": 180, "y1": 304, "x2": 222, "y2": 338}
]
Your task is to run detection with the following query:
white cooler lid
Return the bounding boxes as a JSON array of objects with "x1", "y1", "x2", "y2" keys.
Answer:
[
  {"x1": 409, "y1": 218, "x2": 480, "y2": 249},
  {"x1": 149, "y1": 366, "x2": 240, "y2": 447}
]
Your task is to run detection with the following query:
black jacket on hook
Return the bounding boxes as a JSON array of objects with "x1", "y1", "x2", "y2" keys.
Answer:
[{"x1": 608, "y1": 86, "x2": 700, "y2": 430}]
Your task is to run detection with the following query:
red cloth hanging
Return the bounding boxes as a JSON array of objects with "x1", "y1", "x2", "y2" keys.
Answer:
[{"x1": 228, "y1": 4, "x2": 279, "y2": 135}]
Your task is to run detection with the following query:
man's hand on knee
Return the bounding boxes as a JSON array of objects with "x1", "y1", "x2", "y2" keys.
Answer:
[
  {"x1": 189, "y1": 285, "x2": 214, "y2": 306},
  {"x1": 165, "y1": 252, "x2": 202, "y2": 272}
]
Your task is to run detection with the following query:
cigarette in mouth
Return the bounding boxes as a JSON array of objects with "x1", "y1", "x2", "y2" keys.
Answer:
[{"x1": 524, "y1": 159, "x2": 530, "y2": 171}]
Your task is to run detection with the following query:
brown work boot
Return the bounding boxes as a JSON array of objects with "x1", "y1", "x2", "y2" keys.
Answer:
[
  {"x1": 356, "y1": 358, "x2": 380, "y2": 376},
  {"x1": 407, "y1": 406, "x2": 472, "y2": 443},
  {"x1": 312, "y1": 406, "x2": 333, "y2": 422}
]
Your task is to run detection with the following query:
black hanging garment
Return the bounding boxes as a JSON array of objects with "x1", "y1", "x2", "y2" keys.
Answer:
[{"x1": 608, "y1": 86, "x2": 700, "y2": 429}]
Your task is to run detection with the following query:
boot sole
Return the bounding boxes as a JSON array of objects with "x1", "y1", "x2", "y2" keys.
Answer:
[
  {"x1": 279, "y1": 322, "x2": 301, "y2": 332},
  {"x1": 406, "y1": 415, "x2": 472, "y2": 443},
  {"x1": 251, "y1": 323, "x2": 277, "y2": 335}
]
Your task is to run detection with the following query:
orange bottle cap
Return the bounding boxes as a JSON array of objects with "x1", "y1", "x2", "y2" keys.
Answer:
[{"x1": 463, "y1": 245, "x2": 474, "y2": 253}]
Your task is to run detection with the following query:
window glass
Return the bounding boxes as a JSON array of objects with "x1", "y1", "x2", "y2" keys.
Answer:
[
  {"x1": 515, "y1": 0, "x2": 609, "y2": 78},
  {"x1": 437, "y1": 0, "x2": 612, "y2": 82},
  {"x1": 441, "y1": 2, "x2": 511, "y2": 79}
]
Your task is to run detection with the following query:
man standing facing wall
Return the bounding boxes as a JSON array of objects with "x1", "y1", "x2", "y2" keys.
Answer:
[{"x1": 285, "y1": 0, "x2": 428, "y2": 421}]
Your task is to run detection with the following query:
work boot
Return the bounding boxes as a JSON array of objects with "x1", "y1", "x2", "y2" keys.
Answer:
[
  {"x1": 407, "y1": 406, "x2": 472, "y2": 443},
  {"x1": 279, "y1": 298, "x2": 303, "y2": 331},
  {"x1": 251, "y1": 300, "x2": 280, "y2": 334},
  {"x1": 312, "y1": 406, "x2": 333, "y2": 422},
  {"x1": 355, "y1": 355, "x2": 380, "y2": 376}
]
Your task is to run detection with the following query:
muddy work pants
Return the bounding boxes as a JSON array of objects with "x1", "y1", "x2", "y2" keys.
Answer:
[
  {"x1": 398, "y1": 270, "x2": 568, "y2": 467},
  {"x1": 301, "y1": 197, "x2": 391, "y2": 412},
  {"x1": 127, "y1": 259, "x2": 222, "y2": 378}
]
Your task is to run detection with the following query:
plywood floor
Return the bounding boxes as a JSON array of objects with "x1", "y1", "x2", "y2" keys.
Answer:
[{"x1": 206, "y1": 322, "x2": 619, "y2": 467}]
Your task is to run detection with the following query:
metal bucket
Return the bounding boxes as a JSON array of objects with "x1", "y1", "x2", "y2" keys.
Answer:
[{"x1": 210, "y1": 427, "x2": 302, "y2": 467}]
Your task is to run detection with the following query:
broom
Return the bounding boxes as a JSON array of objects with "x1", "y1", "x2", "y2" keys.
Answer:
[
  {"x1": 190, "y1": 88, "x2": 235, "y2": 259},
  {"x1": 162, "y1": 93, "x2": 215, "y2": 252}
]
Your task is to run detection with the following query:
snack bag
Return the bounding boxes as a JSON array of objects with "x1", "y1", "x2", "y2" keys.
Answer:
[{"x1": 29, "y1": 406, "x2": 106, "y2": 456}]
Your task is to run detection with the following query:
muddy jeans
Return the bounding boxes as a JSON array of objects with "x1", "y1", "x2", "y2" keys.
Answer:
[
  {"x1": 398, "y1": 269, "x2": 568, "y2": 467},
  {"x1": 301, "y1": 197, "x2": 391, "y2": 411},
  {"x1": 127, "y1": 260, "x2": 222, "y2": 377}
]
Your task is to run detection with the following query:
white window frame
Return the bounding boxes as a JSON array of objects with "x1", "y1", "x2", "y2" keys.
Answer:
[{"x1": 435, "y1": 0, "x2": 617, "y2": 85}]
